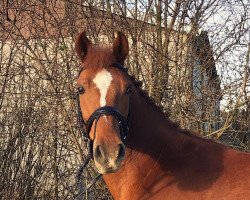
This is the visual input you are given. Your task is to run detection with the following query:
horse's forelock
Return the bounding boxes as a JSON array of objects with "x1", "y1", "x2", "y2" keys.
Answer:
[{"x1": 81, "y1": 46, "x2": 117, "y2": 70}]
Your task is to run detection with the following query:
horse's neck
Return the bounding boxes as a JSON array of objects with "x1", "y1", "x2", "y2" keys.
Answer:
[
  {"x1": 103, "y1": 90, "x2": 191, "y2": 198},
  {"x1": 127, "y1": 90, "x2": 182, "y2": 159}
]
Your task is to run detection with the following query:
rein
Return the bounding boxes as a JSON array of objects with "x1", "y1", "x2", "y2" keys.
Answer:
[{"x1": 75, "y1": 63, "x2": 130, "y2": 198}]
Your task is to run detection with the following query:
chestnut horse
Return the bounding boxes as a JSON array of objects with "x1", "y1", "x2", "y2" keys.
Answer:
[{"x1": 75, "y1": 31, "x2": 250, "y2": 200}]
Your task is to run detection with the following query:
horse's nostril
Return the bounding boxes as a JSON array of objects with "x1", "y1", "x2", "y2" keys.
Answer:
[
  {"x1": 94, "y1": 145, "x2": 105, "y2": 162},
  {"x1": 117, "y1": 144, "x2": 125, "y2": 159}
]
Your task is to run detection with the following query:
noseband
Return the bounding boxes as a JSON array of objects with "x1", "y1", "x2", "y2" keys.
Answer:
[{"x1": 76, "y1": 63, "x2": 130, "y2": 158}]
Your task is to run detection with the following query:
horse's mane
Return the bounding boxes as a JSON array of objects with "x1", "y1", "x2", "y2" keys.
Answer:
[{"x1": 128, "y1": 74, "x2": 192, "y2": 135}]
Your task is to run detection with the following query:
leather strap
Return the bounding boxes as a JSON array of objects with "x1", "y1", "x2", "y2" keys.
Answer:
[{"x1": 86, "y1": 106, "x2": 129, "y2": 141}]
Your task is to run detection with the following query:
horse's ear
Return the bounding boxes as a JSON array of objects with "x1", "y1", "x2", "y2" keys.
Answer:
[
  {"x1": 75, "y1": 31, "x2": 92, "y2": 62},
  {"x1": 113, "y1": 31, "x2": 129, "y2": 63}
]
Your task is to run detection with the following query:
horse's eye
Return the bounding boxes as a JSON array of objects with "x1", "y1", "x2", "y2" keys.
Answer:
[
  {"x1": 77, "y1": 86, "x2": 85, "y2": 94},
  {"x1": 126, "y1": 86, "x2": 132, "y2": 95}
]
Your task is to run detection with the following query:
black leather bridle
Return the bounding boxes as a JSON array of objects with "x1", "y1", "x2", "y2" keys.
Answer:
[
  {"x1": 76, "y1": 63, "x2": 130, "y2": 158},
  {"x1": 75, "y1": 63, "x2": 131, "y2": 198}
]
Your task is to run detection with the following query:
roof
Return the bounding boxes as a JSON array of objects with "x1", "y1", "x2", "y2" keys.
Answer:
[{"x1": 193, "y1": 31, "x2": 221, "y2": 94}]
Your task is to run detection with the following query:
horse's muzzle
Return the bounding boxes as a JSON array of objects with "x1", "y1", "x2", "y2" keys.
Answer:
[{"x1": 93, "y1": 143, "x2": 125, "y2": 174}]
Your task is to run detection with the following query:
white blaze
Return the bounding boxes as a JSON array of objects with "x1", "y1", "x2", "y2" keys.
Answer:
[{"x1": 93, "y1": 69, "x2": 113, "y2": 107}]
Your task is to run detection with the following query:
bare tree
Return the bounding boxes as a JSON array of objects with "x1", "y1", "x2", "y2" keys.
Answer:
[{"x1": 0, "y1": 0, "x2": 249, "y2": 199}]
